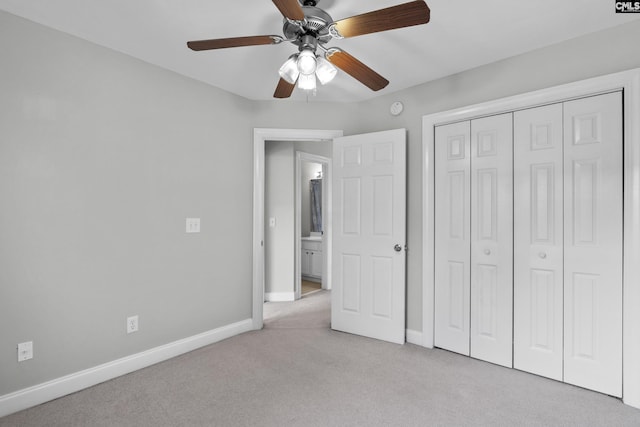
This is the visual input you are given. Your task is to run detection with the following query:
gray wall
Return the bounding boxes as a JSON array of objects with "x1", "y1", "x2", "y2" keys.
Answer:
[
  {"x1": 1, "y1": 9, "x2": 639, "y2": 398},
  {"x1": 0, "y1": 11, "x2": 260, "y2": 395}
]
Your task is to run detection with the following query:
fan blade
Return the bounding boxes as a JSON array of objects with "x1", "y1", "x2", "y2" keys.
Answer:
[
  {"x1": 332, "y1": 0, "x2": 430, "y2": 38},
  {"x1": 274, "y1": 78, "x2": 296, "y2": 98},
  {"x1": 272, "y1": 0, "x2": 305, "y2": 21},
  {"x1": 325, "y1": 49, "x2": 389, "y2": 91},
  {"x1": 187, "y1": 35, "x2": 279, "y2": 51}
]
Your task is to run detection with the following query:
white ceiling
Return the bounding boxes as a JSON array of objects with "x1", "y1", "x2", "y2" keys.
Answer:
[{"x1": 1, "y1": 0, "x2": 638, "y2": 103}]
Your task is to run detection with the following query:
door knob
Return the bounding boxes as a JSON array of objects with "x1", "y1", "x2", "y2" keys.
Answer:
[
  {"x1": 539, "y1": 252, "x2": 547, "y2": 259},
  {"x1": 484, "y1": 249, "x2": 491, "y2": 255},
  {"x1": 394, "y1": 244, "x2": 402, "y2": 252}
]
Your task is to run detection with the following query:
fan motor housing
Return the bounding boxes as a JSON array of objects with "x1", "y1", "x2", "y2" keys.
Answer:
[{"x1": 283, "y1": 6, "x2": 333, "y2": 46}]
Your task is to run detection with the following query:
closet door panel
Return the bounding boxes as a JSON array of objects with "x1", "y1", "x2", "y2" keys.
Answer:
[
  {"x1": 513, "y1": 103, "x2": 564, "y2": 381},
  {"x1": 563, "y1": 92, "x2": 623, "y2": 397},
  {"x1": 435, "y1": 121, "x2": 471, "y2": 355},
  {"x1": 470, "y1": 113, "x2": 513, "y2": 368}
]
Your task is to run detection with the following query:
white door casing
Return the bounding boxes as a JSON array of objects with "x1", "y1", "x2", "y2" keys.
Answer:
[
  {"x1": 332, "y1": 129, "x2": 407, "y2": 344},
  {"x1": 434, "y1": 121, "x2": 471, "y2": 355},
  {"x1": 513, "y1": 103, "x2": 564, "y2": 381},
  {"x1": 469, "y1": 113, "x2": 514, "y2": 368},
  {"x1": 563, "y1": 92, "x2": 623, "y2": 397}
]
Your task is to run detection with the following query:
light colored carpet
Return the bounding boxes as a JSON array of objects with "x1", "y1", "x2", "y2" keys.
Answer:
[
  {"x1": 2, "y1": 290, "x2": 639, "y2": 426},
  {"x1": 263, "y1": 289, "x2": 330, "y2": 329}
]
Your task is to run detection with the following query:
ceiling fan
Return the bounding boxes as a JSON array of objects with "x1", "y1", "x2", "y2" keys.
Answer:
[{"x1": 187, "y1": 0, "x2": 430, "y2": 98}]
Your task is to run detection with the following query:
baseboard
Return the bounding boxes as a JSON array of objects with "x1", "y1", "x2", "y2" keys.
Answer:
[
  {"x1": 406, "y1": 329, "x2": 423, "y2": 346},
  {"x1": 265, "y1": 292, "x2": 295, "y2": 302},
  {"x1": 0, "y1": 318, "x2": 253, "y2": 418}
]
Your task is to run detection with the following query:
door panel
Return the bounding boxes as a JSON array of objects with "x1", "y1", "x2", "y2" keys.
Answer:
[
  {"x1": 470, "y1": 113, "x2": 513, "y2": 368},
  {"x1": 563, "y1": 92, "x2": 623, "y2": 397},
  {"x1": 332, "y1": 129, "x2": 406, "y2": 344},
  {"x1": 435, "y1": 121, "x2": 471, "y2": 355},
  {"x1": 513, "y1": 103, "x2": 564, "y2": 380}
]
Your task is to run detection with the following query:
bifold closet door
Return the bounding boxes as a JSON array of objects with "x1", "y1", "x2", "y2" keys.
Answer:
[
  {"x1": 470, "y1": 113, "x2": 513, "y2": 368},
  {"x1": 513, "y1": 103, "x2": 564, "y2": 381},
  {"x1": 434, "y1": 121, "x2": 471, "y2": 356},
  {"x1": 563, "y1": 92, "x2": 623, "y2": 397}
]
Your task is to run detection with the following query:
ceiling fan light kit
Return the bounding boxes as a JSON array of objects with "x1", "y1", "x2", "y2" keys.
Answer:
[
  {"x1": 187, "y1": 0, "x2": 431, "y2": 99},
  {"x1": 278, "y1": 54, "x2": 300, "y2": 84},
  {"x1": 297, "y1": 49, "x2": 318, "y2": 74},
  {"x1": 316, "y1": 56, "x2": 338, "y2": 85}
]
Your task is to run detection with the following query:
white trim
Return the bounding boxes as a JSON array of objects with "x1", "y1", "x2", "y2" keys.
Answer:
[
  {"x1": 406, "y1": 329, "x2": 423, "y2": 346},
  {"x1": 0, "y1": 319, "x2": 253, "y2": 418},
  {"x1": 422, "y1": 68, "x2": 640, "y2": 409},
  {"x1": 253, "y1": 129, "x2": 343, "y2": 331},
  {"x1": 295, "y1": 151, "x2": 332, "y2": 301},
  {"x1": 264, "y1": 292, "x2": 296, "y2": 302}
]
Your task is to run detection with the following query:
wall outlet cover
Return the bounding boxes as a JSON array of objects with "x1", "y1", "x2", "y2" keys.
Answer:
[{"x1": 127, "y1": 315, "x2": 139, "y2": 334}]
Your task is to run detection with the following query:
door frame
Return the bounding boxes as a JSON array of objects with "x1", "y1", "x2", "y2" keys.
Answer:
[
  {"x1": 422, "y1": 68, "x2": 640, "y2": 408},
  {"x1": 253, "y1": 128, "x2": 343, "y2": 330},
  {"x1": 295, "y1": 152, "x2": 332, "y2": 300}
]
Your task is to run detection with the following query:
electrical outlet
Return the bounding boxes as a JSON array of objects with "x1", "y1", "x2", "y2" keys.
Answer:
[
  {"x1": 127, "y1": 315, "x2": 139, "y2": 334},
  {"x1": 18, "y1": 341, "x2": 33, "y2": 362}
]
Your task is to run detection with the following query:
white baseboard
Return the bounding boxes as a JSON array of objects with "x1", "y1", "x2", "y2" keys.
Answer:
[
  {"x1": 265, "y1": 292, "x2": 295, "y2": 302},
  {"x1": 406, "y1": 329, "x2": 423, "y2": 346},
  {"x1": 0, "y1": 318, "x2": 253, "y2": 418}
]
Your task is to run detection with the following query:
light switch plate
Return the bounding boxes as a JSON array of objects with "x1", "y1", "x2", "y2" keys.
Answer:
[
  {"x1": 186, "y1": 218, "x2": 200, "y2": 233},
  {"x1": 18, "y1": 341, "x2": 33, "y2": 362}
]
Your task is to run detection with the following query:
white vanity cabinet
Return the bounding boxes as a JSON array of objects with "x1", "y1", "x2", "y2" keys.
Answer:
[{"x1": 301, "y1": 239, "x2": 322, "y2": 280}]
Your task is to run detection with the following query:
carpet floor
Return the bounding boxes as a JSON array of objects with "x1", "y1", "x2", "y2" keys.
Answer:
[{"x1": 2, "y1": 290, "x2": 639, "y2": 426}]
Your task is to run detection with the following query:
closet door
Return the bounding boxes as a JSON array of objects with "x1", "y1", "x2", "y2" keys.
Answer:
[
  {"x1": 470, "y1": 113, "x2": 513, "y2": 368},
  {"x1": 434, "y1": 121, "x2": 471, "y2": 355},
  {"x1": 513, "y1": 104, "x2": 564, "y2": 380},
  {"x1": 563, "y1": 92, "x2": 623, "y2": 397}
]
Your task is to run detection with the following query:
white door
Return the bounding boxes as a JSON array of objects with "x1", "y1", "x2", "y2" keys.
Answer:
[
  {"x1": 331, "y1": 129, "x2": 406, "y2": 344},
  {"x1": 563, "y1": 92, "x2": 623, "y2": 397},
  {"x1": 513, "y1": 103, "x2": 564, "y2": 380},
  {"x1": 469, "y1": 113, "x2": 514, "y2": 368},
  {"x1": 434, "y1": 121, "x2": 471, "y2": 355}
]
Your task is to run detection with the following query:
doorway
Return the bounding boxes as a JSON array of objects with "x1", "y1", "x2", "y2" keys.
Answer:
[{"x1": 252, "y1": 128, "x2": 343, "y2": 330}]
